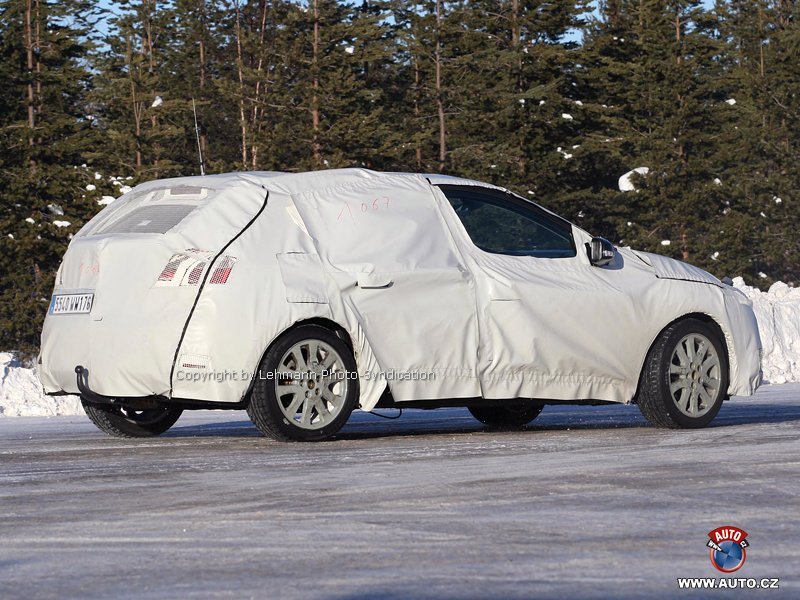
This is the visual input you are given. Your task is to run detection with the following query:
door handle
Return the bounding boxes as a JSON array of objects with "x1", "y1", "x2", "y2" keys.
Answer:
[
  {"x1": 485, "y1": 276, "x2": 519, "y2": 301},
  {"x1": 357, "y1": 272, "x2": 393, "y2": 289}
]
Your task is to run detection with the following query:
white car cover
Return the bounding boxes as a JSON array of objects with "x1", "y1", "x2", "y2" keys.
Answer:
[{"x1": 39, "y1": 169, "x2": 762, "y2": 410}]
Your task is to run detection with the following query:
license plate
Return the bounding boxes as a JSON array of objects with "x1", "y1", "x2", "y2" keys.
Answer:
[{"x1": 49, "y1": 293, "x2": 94, "y2": 315}]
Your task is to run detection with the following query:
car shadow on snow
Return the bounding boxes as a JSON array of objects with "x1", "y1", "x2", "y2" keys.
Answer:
[
  {"x1": 164, "y1": 398, "x2": 800, "y2": 441},
  {"x1": 163, "y1": 419, "x2": 262, "y2": 438}
]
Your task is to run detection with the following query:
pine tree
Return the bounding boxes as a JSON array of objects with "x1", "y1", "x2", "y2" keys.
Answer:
[
  {"x1": 0, "y1": 0, "x2": 99, "y2": 356},
  {"x1": 92, "y1": 0, "x2": 189, "y2": 179},
  {"x1": 761, "y1": 0, "x2": 800, "y2": 285},
  {"x1": 713, "y1": 0, "x2": 800, "y2": 286},
  {"x1": 445, "y1": 0, "x2": 590, "y2": 206},
  {"x1": 575, "y1": 1, "x2": 744, "y2": 278},
  {"x1": 273, "y1": 0, "x2": 398, "y2": 170},
  {"x1": 389, "y1": 0, "x2": 461, "y2": 173},
  {"x1": 2, "y1": 0, "x2": 800, "y2": 356},
  {"x1": 170, "y1": 0, "x2": 222, "y2": 170}
]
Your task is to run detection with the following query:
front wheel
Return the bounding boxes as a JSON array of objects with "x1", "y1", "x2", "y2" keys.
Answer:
[
  {"x1": 637, "y1": 318, "x2": 729, "y2": 429},
  {"x1": 81, "y1": 400, "x2": 183, "y2": 438},
  {"x1": 468, "y1": 400, "x2": 544, "y2": 429},
  {"x1": 247, "y1": 325, "x2": 359, "y2": 441}
]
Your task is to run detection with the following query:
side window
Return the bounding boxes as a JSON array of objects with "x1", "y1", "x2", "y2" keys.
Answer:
[{"x1": 441, "y1": 187, "x2": 576, "y2": 258}]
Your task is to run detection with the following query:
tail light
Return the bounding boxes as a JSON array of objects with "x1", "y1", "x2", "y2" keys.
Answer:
[
  {"x1": 158, "y1": 254, "x2": 190, "y2": 282},
  {"x1": 155, "y1": 251, "x2": 236, "y2": 287},
  {"x1": 210, "y1": 256, "x2": 237, "y2": 285},
  {"x1": 187, "y1": 262, "x2": 205, "y2": 285}
]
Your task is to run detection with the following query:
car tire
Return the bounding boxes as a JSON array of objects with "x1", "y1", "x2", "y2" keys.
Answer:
[
  {"x1": 637, "y1": 318, "x2": 729, "y2": 429},
  {"x1": 247, "y1": 325, "x2": 359, "y2": 442},
  {"x1": 81, "y1": 399, "x2": 183, "y2": 437},
  {"x1": 468, "y1": 401, "x2": 544, "y2": 429}
]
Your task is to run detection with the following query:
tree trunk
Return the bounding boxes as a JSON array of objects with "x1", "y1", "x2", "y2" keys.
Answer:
[
  {"x1": 675, "y1": 9, "x2": 685, "y2": 163},
  {"x1": 413, "y1": 55, "x2": 422, "y2": 170},
  {"x1": 24, "y1": 0, "x2": 35, "y2": 155},
  {"x1": 199, "y1": 0, "x2": 209, "y2": 161},
  {"x1": 680, "y1": 228, "x2": 689, "y2": 262},
  {"x1": 512, "y1": 0, "x2": 525, "y2": 177},
  {"x1": 434, "y1": 0, "x2": 446, "y2": 172},
  {"x1": 144, "y1": 0, "x2": 160, "y2": 176},
  {"x1": 127, "y1": 34, "x2": 143, "y2": 169},
  {"x1": 758, "y1": 4, "x2": 765, "y2": 78},
  {"x1": 251, "y1": 0, "x2": 271, "y2": 170},
  {"x1": 311, "y1": 0, "x2": 321, "y2": 166},
  {"x1": 34, "y1": 0, "x2": 42, "y2": 147},
  {"x1": 234, "y1": 0, "x2": 248, "y2": 166}
]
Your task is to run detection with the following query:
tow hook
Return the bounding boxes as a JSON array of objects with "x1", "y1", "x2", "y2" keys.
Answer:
[{"x1": 75, "y1": 365, "x2": 116, "y2": 404}]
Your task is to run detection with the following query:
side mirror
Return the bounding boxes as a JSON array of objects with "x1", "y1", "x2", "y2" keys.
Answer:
[{"x1": 589, "y1": 237, "x2": 615, "y2": 267}]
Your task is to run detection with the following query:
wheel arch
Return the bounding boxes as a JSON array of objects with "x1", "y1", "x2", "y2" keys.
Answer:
[
  {"x1": 632, "y1": 312, "x2": 731, "y2": 404},
  {"x1": 242, "y1": 317, "x2": 357, "y2": 406},
  {"x1": 284, "y1": 317, "x2": 353, "y2": 348}
]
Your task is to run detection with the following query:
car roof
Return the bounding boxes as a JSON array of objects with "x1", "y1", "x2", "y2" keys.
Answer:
[{"x1": 127, "y1": 168, "x2": 507, "y2": 196}]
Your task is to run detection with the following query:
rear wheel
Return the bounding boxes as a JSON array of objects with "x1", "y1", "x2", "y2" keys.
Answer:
[
  {"x1": 247, "y1": 325, "x2": 359, "y2": 442},
  {"x1": 81, "y1": 400, "x2": 183, "y2": 438},
  {"x1": 637, "y1": 318, "x2": 728, "y2": 429},
  {"x1": 468, "y1": 400, "x2": 544, "y2": 429}
]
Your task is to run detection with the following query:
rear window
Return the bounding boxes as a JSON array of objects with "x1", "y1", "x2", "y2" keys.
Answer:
[{"x1": 79, "y1": 186, "x2": 215, "y2": 236}]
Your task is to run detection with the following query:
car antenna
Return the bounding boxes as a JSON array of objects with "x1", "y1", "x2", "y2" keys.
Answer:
[{"x1": 192, "y1": 98, "x2": 206, "y2": 176}]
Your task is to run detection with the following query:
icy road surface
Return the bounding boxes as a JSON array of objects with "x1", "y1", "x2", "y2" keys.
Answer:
[{"x1": 1, "y1": 385, "x2": 798, "y2": 599}]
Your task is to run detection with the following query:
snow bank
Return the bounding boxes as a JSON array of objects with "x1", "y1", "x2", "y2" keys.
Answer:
[
  {"x1": 1, "y1": 279, "x2": 799, "y2": 416},
  {"x1": 0, "y1": 353, "x2": 81, "y2": 417},
  {"x1": 733, "y1": 278, "x2": 800, "y2": 384}
]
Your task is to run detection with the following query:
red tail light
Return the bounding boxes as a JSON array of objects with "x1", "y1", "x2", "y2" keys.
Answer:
[
  {"x1": 187, "y1": 262, "x2": 205, "y2": 285},
  {"x1": 156, "y1": 251, "x2": 234, "y2": 287},
  {"x1": 210, "y1": 256, "x2": 237, "y2": 285},
  {"x1": 158, "y1": 254, "x2": 189, "y2": 282}
]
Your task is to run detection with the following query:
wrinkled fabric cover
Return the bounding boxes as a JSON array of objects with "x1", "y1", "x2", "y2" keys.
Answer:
[
  {"x1": 39, "y1": 169, "x2": 762, "y2": 410},
  {"x1": 632, "y1": 250, "x2": 723, "y2": 286}
]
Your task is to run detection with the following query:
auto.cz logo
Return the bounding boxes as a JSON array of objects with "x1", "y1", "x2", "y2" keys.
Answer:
[
  {"x1": 675, "y1": 526, "x2": 781, "y2": 590},
  {"x1": 677, "y1": 577, "x2": 779, "y2": 590},
  {"x1": 707, "y1": 526, "x2": 749, "y2": 573}
]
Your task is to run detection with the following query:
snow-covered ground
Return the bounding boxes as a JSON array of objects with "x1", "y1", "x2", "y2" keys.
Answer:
[
  {"x1": 1, "y1": 389, "x2": 799, "y2": 598},
  {"x1": 1, "y1": 279, "x2": 798, "y2": 416}
]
